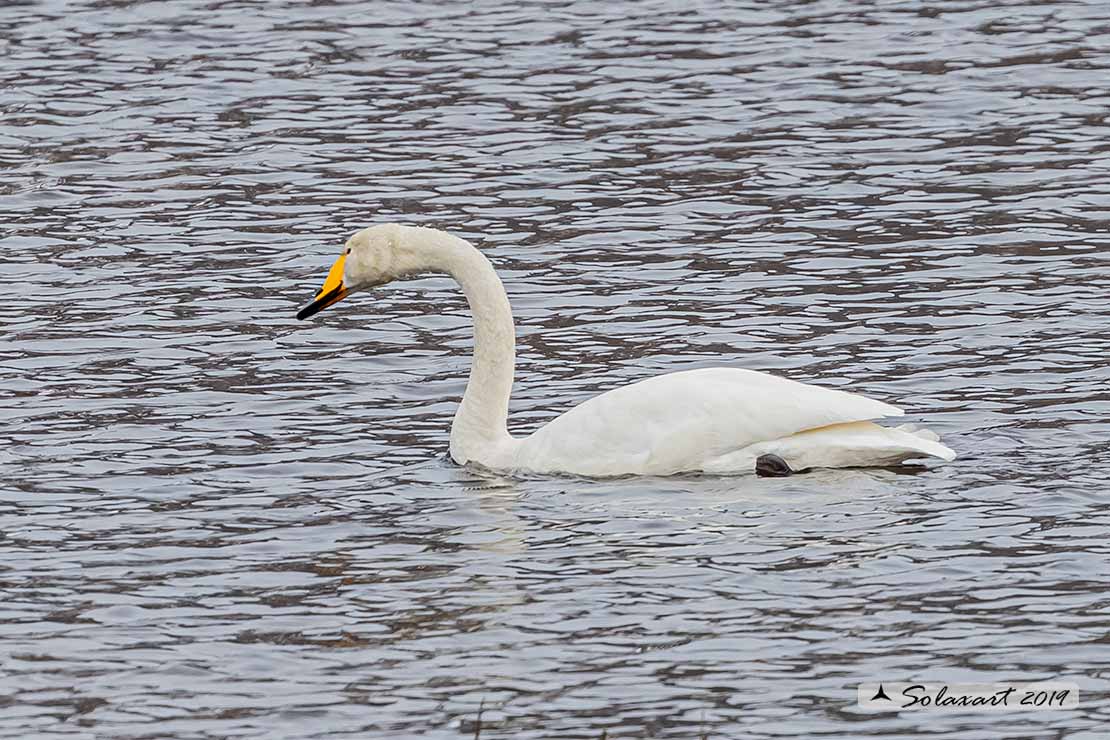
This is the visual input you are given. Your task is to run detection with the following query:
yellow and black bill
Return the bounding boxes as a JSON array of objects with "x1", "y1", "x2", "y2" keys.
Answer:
[{"x1": 297, "y1": 253, "x2": 348, "y2": 320}]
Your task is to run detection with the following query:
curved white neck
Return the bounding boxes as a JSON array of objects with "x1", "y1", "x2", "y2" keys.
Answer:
[{"x1": 398, "y1": 227, "x2": 517, "y2": 466}]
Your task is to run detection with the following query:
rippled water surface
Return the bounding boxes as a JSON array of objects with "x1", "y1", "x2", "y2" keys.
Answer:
[{"x1": 4, "y1": 0, "x2": 1110, "y2": 737}]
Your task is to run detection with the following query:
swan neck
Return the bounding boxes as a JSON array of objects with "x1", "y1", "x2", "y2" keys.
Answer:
[{"x1": 405, "y1": 228, "x2": 516, "y2": 463}]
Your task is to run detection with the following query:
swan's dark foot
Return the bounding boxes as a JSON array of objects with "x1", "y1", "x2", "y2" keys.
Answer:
[{"x1": 756, "y1": 454, "x2": 793, "y2": 478}]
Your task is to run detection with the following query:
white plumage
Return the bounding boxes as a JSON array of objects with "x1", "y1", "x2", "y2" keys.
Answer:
[
  {"x1": 297, "y1": 224, "x2": 955, "y2": 477},
  {"x1": 514, "y1": 368, "x2": 953, "y2": 476}
]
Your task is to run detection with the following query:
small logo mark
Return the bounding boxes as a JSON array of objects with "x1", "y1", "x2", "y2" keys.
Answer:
[{"x1": 870, "y1": 684, "x2": 892, "y2": 702}]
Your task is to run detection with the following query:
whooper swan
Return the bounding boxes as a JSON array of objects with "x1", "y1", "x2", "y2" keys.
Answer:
[{"x1": 296, "y1": 225, "x2": 955, "y2": 477}]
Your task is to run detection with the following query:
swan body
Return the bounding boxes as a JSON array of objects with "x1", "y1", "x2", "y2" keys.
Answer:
[
  {"x1": 296, "y1": 224, "x2": 955, "y2": 477},
  {"x1": 512, "y1": 369, "x2": 953, "y2": 476}
]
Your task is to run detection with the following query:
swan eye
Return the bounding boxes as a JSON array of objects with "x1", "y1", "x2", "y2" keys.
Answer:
[{"x1": 346, "y1": 248, "x2": 351, "y2": 255}]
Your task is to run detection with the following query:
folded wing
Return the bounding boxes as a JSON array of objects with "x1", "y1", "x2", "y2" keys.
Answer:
[{"x1": 514, "y1": 367, "x2": 906, "y2": 476}]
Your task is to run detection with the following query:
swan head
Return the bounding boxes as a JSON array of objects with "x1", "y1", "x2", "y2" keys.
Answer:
[{"x1": 296, "y1": 224, "x2": 419, "y2": 320}]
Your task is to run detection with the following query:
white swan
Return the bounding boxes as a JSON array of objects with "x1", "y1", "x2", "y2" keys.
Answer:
[{"x1": 296, "y1": 224, "x2": 955, "y2": 477}]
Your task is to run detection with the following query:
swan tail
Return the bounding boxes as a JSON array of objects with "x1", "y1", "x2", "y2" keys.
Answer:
[
  {"x1": 780, "y1": 421, "x2": 956, "y2": 469},
  {"x1": 702, "y1": 421, "x2": 955, "y2": 475}
]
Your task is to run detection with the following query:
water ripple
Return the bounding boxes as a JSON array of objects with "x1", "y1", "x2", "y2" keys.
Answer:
[{"x1": 3, "y1": 1, "x2": 1110, "y2": 738}]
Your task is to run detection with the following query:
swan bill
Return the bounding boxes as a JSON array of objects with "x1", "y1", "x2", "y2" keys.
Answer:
[
  {"x1": 296, "y1": 253, "x2": 348, "y2": 320},
  {"x1": 297, "y1": 284, "x2": 348, "y2": 319}
]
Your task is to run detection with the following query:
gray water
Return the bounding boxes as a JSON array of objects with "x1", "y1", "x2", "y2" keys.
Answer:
[{"x1": 3, "y1": 1, "x2": 1110, "y2": 737}]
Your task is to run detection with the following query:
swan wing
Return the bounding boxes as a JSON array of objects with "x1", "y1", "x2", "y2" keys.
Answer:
[{"x1": 513, "y1": 367, "x2": 905, "y2": 476}]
